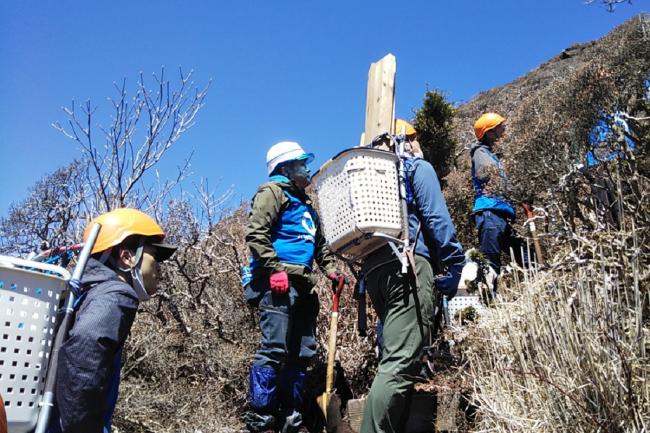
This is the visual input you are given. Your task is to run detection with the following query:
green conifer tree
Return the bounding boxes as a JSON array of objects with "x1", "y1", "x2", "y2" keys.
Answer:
[{"x1": 413, "y1": 90, "x2": 457, "y2": 182}]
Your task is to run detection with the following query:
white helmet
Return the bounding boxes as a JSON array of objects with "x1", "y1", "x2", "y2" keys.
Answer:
[{"x1": 266, "y1": 141, "x2": 314, "y2": 175}]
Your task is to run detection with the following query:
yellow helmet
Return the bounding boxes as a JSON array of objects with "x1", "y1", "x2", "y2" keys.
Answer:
[
  {"x1": 474, "y1": 113, "x2": 506, "y2": 140},
  {"x1": 394, "y1": 118, "x2": 416, "y2": 136},
  {"x1": 84, "y1": 208, "x2": 166, "y2": 256}
]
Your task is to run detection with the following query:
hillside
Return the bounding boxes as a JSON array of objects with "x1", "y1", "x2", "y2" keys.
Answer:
[
  {"x1": 444, "y1": 14, "x2": 649, "y2": 246},
  {"x1": 111, "y1": 15, "x2": 650, "y2": 433}
]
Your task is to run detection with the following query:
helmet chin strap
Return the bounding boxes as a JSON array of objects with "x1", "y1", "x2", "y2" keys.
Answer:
[{"x1": 106, "y1": 239, "x2": 151, "y2": 302}]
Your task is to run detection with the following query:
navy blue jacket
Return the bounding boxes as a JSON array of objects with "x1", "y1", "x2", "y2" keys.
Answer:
[
  {"x1": 406, "y1": 158, "x2": 465, "y2": 269},
  {"x1": 54, "y1": 258, "x2": 138, "y2": 433}
]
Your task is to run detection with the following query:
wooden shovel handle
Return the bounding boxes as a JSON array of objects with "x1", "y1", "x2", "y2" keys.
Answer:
[
  {"x1": 331, "y1": 275, "x2": 345, "y2": 313},
  {"x1": 325, "y1": 312, "x2": 339, "y2": 395},
  {"x1": 324, "y1": 277, "x2": 345, "y2": 400},
  {"x1": 521, "y1": 203, "x2": 545, "y2": 266}
]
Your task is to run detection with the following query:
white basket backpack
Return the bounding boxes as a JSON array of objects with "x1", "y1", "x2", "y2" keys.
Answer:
[
  {"x1": 0, "y1": 257, "x2": 70, "y2": 433},
  {"x1": 312, "y1": 134, "x2": 417, "y2": 272}
]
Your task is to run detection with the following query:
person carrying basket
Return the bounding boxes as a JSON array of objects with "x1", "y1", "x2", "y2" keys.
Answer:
[
  {"x1": 48, "y1": 208, "x2": 176, "y2": 433},
  {"x1": 360, "y1": 120, "x2": 465, "y2": 433}
]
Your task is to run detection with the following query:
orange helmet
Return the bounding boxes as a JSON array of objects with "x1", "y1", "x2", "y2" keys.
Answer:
[
  {"x1": 394, "y1": 118, "x2": 416, "y2": 136},
  {"x1": 474, "y1": 112, "x2": 506, "y2": 140},
  {"x1": 84, "y1": 208, "x2": 165, "y2": 255}
]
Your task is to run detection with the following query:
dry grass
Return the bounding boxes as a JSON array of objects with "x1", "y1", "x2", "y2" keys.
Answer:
[
  {"x1": 462, "y1": 225, "x2": 649, "y2": 432},
  {"x1": 109, "y1": 15, "x2": 650, "y2": 433}
]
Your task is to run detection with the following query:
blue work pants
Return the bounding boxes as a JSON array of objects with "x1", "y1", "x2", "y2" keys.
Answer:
[
  {"x1": 474, "y1": 210, "x2": 530, "y2": 274},
  {"x1": 244, "y1": 277, "x2": 318, "y2": 416}
]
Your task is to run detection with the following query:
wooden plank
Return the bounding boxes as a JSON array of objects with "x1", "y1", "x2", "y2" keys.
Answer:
[
  {"x1": 345, "y1": 394, "x2": 440, "y2": 433},
  {"x1": 435, "y1": 390, "x2": 459, "y2": 432},
  {"x1": 345, "y1": 398, "x2": 365, "y2": 433},
  {"x1": 362, "y1": 53, "x2": 396, "y2": 146}
]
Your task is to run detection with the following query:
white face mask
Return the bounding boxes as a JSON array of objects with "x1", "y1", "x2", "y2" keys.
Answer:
[
  {"x1": 105, "y1": 241, "x2": 151, "y2": 302},
  {"x1": 130, "y1": 266, "x2": 150, "y2": 302}
]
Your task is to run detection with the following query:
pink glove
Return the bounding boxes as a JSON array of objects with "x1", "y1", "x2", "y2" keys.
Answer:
[
  {"x1": 327, "y1": 271, "x2": 348, "y2": 290},
  {"x1": 270, "y1": 271, "x2": 289, "y2": 294}
]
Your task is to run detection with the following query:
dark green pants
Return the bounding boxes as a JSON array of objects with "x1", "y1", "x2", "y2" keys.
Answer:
[{"x1": 360, "y1": 251, "x2": 434, "y2": 433}]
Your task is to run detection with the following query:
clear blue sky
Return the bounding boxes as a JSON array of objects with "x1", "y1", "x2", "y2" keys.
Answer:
[{"x1": 0, "y1": 1, "x2": 646, "y2": 217}]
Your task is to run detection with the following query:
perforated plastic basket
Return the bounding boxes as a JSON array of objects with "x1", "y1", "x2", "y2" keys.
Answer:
[
  {"x1": 312, "y1": 148, "x2": 406, "y2": 260},
  {"x1": 0, "y1": 256, "x2": 70, "y2": 433},
  {"x1": 447, "y1": 294, "x2": 485, "y2": 323}
]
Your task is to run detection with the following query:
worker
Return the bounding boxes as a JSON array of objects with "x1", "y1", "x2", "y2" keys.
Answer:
[
  {"x1": 49, "y1": 208, "x2": 177, "y2": 433},
  {"x1": 471, "y1": 113, "x2": 530, "y2": 278},
  {"x1": 243, "y1": 141, "x2": 344, "y2": 433},
  {"x1": 361, "y1": 120, "x2": 465, "y2": 433}
]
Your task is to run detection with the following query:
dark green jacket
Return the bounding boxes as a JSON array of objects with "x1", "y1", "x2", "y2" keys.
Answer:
[{"x1": 246, "y1": 177, "x2": 337, "y2": 285}]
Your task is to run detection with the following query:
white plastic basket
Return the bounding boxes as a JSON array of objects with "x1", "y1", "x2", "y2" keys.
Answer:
[
  {"x1": 0, "y1": 256, "x2": 70, "y2": 433},
  {"x1": 312, "y1": 148, "x2": 406, "y2": 260},
  {"x1": 447, "y1": 294, "x2": 485, "y2": 323}
]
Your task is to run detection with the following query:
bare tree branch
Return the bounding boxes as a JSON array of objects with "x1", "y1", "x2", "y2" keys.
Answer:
[
  {"x1": 54, "y1": 67, "x2": 211, "y2": 215},
  {"x1": 584, "y1": 0, "x2": 632, "y2": 12}
]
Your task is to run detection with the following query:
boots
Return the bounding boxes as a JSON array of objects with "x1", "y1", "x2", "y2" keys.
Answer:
[
  {"x1": 243, "y1": 411, "x2": 276, "y2": 433},
  {"x1": 279, "y1": 368, "x2": 307, "y2": 433}
]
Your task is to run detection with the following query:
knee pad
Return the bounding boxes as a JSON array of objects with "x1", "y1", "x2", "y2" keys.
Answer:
[
  {"x1": 249, "y1": 365, "x2": 279, "y2": 412},
  {"x1": 279, "y1": 367, "x2": 306, "y2": 410}
]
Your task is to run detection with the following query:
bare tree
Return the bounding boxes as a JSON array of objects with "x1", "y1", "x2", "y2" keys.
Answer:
[
  {"x1": 0, "y1": 161, "x2": 86, "y2": 256},
  {"x1": 0, "y1": 68, "x2": 210, "y2": 257},
  {"x1": 52, "y1": 67, "x2": 210, "y2": 215}
]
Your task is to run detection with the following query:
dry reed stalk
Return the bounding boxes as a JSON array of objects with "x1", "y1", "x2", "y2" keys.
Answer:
[{"x1": 462, "y1": 227, "x2": 649, "y2": 433}]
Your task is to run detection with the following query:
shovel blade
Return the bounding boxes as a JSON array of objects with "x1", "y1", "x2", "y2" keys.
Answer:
[{"x1": 317, "y1": 392, "x2": 342, "y2": 432}]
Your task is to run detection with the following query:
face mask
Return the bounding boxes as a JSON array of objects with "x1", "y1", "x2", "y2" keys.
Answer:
[
  {"x1": 108, "y1": 240, "x2": 151, "y2": 302},
  {"x1": 290, "y1": 163, "x2": 311, "y2": 183},
  {"x1": 297, "y1": 165, "x2": 311, "y2": 180},
  {"x1": 130, "y1": 266, "x2": 150, "y2": 301}
]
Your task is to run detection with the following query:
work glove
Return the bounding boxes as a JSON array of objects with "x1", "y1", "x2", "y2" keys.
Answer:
[
  {"x1": 240, "y1": 265, "x2": 252, "y2": 288},
  {"x1": 269, "y1": 271, "x2": 289, "y2": 294},
  {"x1": 326, "y1": 271, "x2": 348, "y2": 291},
  {"x1": 435, "y1": 263, "x2": 464, "y2": 299}
]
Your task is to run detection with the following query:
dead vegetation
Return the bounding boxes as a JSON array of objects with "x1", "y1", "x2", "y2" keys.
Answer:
[
  {"x1": 447, "y1": 14, "x2": 649, "y2": 243},
  {"x1": 462, "y1": 225, "x2": 649, "y2": 432},
  {"x1": 106, "y1": 14, "x2": 650, "y2": 433},
  {"x1": 0, "y1": 14, "x2": 645, "y2": 433}
]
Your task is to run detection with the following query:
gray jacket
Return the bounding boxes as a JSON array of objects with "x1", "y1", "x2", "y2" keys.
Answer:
[{"x1": 470, "y1": 142, "x2": 515, "y2": 216}]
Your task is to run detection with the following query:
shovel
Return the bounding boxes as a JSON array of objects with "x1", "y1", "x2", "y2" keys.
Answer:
[
  {"x1": 317, "y1": 275, "x2": 346, "y2": 427},
  {"x1": 521, "y1": 203, "x2": 545, "y2": 267}
]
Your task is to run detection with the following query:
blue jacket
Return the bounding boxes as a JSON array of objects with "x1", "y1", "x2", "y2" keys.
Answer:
[
  {"x1": 246, "y1": 175, "x2": 337, "y2": 280},
  {"x1": 250, "y1": 176, "x2": 318, "y2": 270},
  {"x1": 586, "y1": 112, "x2": 635, "y2": 167},
  {"x1": 470, "y1": 142, "x2": 516, "y2": 217},
  {"x1": 405, "y1": 158, "x2": 465, "y2": 270},
  {"x1": 52, "y1": 258, "x2": 138, "y2": 433}
]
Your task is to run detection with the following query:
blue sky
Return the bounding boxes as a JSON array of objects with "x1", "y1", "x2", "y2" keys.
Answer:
[{"x1": 0, "y1": 1, "x2": 646, "y2": 217}]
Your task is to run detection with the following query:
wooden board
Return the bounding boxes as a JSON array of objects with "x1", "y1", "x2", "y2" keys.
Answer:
[
  {"x1": 346, "y1": 398, "x2": 365, "y2": 433},
  {"x1": 435, "y1": 390, "x2": 459, "y2": 432},
  {"x1": 345, "y1": 393, "x2": 441, "y2": 433},
  {"x1": 362, "y1": 53, "x2": 396, "y2": 146}
]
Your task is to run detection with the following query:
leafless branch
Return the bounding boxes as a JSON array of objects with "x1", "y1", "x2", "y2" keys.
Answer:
[
  {"x1": 53, "y1": 67, "x2": 210, "y2": 215},
  {"x1": 584, "y1": 0, "x2": 633, "y2": 12}
]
